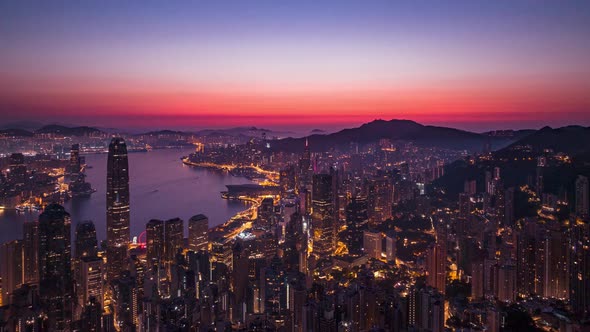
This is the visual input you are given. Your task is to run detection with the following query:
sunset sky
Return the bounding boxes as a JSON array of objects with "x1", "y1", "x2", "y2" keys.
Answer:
[{"x1": 1, "y1": 1, "x2": 589, "y2": 132}]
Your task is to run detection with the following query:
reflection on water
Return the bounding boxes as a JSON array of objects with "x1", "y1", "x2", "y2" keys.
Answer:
[{"x1": 0, "y1": 148, "x2": 252, "y2": 244}]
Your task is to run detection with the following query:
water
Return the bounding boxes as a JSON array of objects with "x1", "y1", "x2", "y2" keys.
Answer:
[{"x1": 0, "y1": 148, "x2": 252, "y2": 244}]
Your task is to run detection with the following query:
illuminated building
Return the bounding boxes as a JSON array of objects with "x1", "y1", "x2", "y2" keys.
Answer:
[
  {"x1": 425, "y1": 227, "x2": 447, "y2": 294},
  {"x1": 75, "y1": 221, "x2": 98, "y2": 259},
  {"x1": 385, "y1": 231, "x2": 396, "y2": 262},
  {"x1": 106, "y1": 137, "x2": 130, "y2": 283},
  {"x1": 22, "y1": 221, "x2": 39, "y2": 285},
  {"x1": 569, "y1": 217, "x2": 590, "y2": 316},
  {"x1": 575, "y1": 175, "x2": 589, "y2": 216},
  {"x1": 38, "y1": 203, "x2": 73, "y2": 330},
  {"x1": 0, "y1": 240, "x2": 23, "y2": 305},
  {"x1": 311, "y1": 174, "x2": 335, "y2": 257},
  {"x1": 188, "y1": 214, "x2": 209, "y2": 252},
  {"x1": 257, "y1": 197, "x2": 275, "y2": 228},
  {"x1": 111, "y1": 271, "x2": 139, "y2": 330},
  {"x1": 496, "y1": 260, "x2": 516, "y2": 302},
  {"x1": 146, "y1": 219, "x2": 164, "y2": 264},
  {"x1": 8, "y1": 152, "x2": 26, "y2": 187},
  {"x1": 280, "y1": 165, "x2": 297, "y2": 196},
  {"x1": 367, "y1": 176, "x2": 393, "y2": 226},
  {"x1": 164, "y1": 217, "x2": 184, "y2": 265},
  {"x1": 363, "y1": 230, "x2": 382, "y2": 260},
  {"x1": 68, "y1": 143, "x2": 81, "y2": 175},
  {"x1": 345, "y1": 196, "x2": 368, "y2": 252},
  {"x1": 79, "y1": 256, "x2": 104, "y2": 308}
]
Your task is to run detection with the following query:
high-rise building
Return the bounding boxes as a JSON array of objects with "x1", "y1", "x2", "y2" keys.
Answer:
[
  {"x1": 425, "y1": 228, "x2": 447, "y2": 294},
  {"x1": 38, "y1": 203, "x2": 73, "y2": 330},
  {"x1": 504, "y1": 187, "x2": 515, "y2": 226},
  {"x1": 569, "y1": 217, "x2": 590, "y2": 316},
  {"x1": 363, "y1": 231, "x2": 382, "y2": 260},
  {"x1": 367, "y1": 176, "x2": 393, "y2": 226},
  {"x1": 0, "y1": 240, "x2": 23, "y2": 305},
  {"x1": 164, "y1": 217, "x2": 184, "y2": 264},
  {"x1": 79, "y1": 256, "x2": 104, "y2": 308},
  {"x1": 8, "y1": 152, "x2": 26, "y2": 187},
  {"x1": 146, "y1": 219, "x2": 164, "y2": 264},
  {"x1": 311, "y1": 174, "x2": 335, "y2": 257},
  {"x1": 575, "y1": 175, "x2": 589, "y2": 216},
  {"x1": 68, "y1": 143, "x2": 81, "y2": 175},
  {"x1": 188, "y1": 214, "x2": 209, "y2": 252},
  {"x1": 106, "y1": 137, "x2": 130, "y2": 283},
  {"x1": 145, "y1": 218, "x2": 183, "y2": 273},
  {"x1": 22, "y1": 221, "x2": 39, "y2": 285},
  {"x1": 75, "y1": 221, "x2": 98, "y2": 259},
  {"x1": 345, "y1": 196, "x2": 369, "y2": 251}
]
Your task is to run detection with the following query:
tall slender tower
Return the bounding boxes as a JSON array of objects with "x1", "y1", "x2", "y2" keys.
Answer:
[
  {"x1": 38, "y1": 203, "x2": 73, "y2": 330},
  {"x1": 106, "y1": 137, "x2": 130, "y2": 283},
  {"x1": 311, "y1": 173, "x2": 335, "y2": 257}
]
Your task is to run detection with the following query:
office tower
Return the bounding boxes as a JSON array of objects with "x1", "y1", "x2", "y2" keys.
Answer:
[
  {"x1": 106, "y1": 137, "x2": 130, "y2": 283},
  {"x1": 38, "y1": 203, "x2": 73, "y2": 330},
  {"x1": 146, "y1": 219, "x2": 164, "y2": 264},
  {"x1": 0, "y1": 240, "x2": 23, "y2": 305},
  {"x1": 464, "y1": 179, "x2": 476, "y2": 196},
  {"x1": 22, "y1": 221, "x2": 39, "y2": 285},
  {"x1": 425, "y1": 228, "x2": 447, "y2": 294},
  {"x1": 79, "y1": 256, "x2": 104, "y2": 308},
  {"x1": 363, "y1": 230, "x2": 382, "y2": 260},
  {"x1": 257, "y1": 197, "x2": 275, "y2": 228},
  {"x1": 458, "y1": 193, "x2": 472, "y2": 218},
  {"x1": 188, "y1": 214, "x2": 209, "y2": 252},
  {"x1": 111, "y1": 271, "x2": 139, "y2": 330},
  {"x1": 68, "y1": 143, "x2": 81, "y2": 175},
  {"x1": 575, "y1": 175, "x2": 589, "y2": 216},
  {"x1": 367, "y1": 176, "x2": 393, "y2": 226},
  {"x1": 546, "y1": 228, "x2": 569, "y2": 299},
  {"x1": 75, "y1": 221, "x2": 98, "y2": 259},
  {"x1": 8, "y1": 152, "x2": 26, "y2": 186},
  {"x1": 145, "y1": 218, "x2": 183, "y2": 271},
  {"x1": 345, "y1": 196, "x2": 368, "y2": 252},
  {"x1": 516, "y1": 222, "x2": 546, "y2": 297},
  {"x1": 569, "y1": 217, "x2": 590, "y2": 316},
  {"x1": 311, "y1": 174, "x2": 335, "y2": 257},
  {"x1": 496, "y1": 261, "x2": 516, "y2": 302},
  {"x1": 81, "y1": 297, "x2": 103, "y2": 332},
  {"x1": 504, "y1": 187, "x2": 515, "y2": 226},
  {"x1": 280, "y1": 165, "x2": 297, "y2": 196},
  {"x1": 385, "y1": 231, "x2": 396, "y2": 262},
  {"x1": 300, "y1": 138, "x2": 311, "y2": 174},
  {"x1": 164, "y1": 217, "x2": 184, "y2": 264}
]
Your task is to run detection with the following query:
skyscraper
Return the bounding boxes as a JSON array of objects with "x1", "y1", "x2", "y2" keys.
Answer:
[
  {"x1": 146, "y1": 219, "x2": 164, "y2": 264},
  {"x1": 75, "y1": 221, "x2": 99, "y2": 259},
  {"x1": 575, "y1": 175, "x2": 589, "y2": 216},
  {"x1": 106, "y1": 137, "x2": 130, "y2": 283},
  {"x1": 0, "y1": 240, "x2": 23, "y2": 305},
  {"x1": 22, "y1": 221, "x2": 39, "y2": 285},
  {"x1": 311, "y1": 173, "x2": 335, "y2": 257},
  {"x1": 68, "y1": 143, "x2": 81, "y2": 175},
  {"x1": 188, "y1": 214, "x2": 209, "y2": 252},
  {"x1": 38, "y1": 203, "x2": 73, "y2": 330},
  {"x1": 8, "y1": 152, "x2": 26, "y2": 187},
  {"x1": 569, "y1": 217, "x2": 590, "y2": 316}
]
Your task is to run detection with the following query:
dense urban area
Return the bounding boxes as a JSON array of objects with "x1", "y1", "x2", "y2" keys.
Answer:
[{"x1": 0, "y1": 120, "x2": 589, "y2": 331}]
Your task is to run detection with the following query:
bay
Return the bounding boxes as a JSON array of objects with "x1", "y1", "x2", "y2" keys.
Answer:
[{"x1": 0, "y1": 148, "x2": 251, "y2": 244}]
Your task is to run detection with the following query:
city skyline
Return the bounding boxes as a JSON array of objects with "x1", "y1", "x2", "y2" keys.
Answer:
[{"x1": 1, "y1": 1, "x2": 590, "y2": 131}]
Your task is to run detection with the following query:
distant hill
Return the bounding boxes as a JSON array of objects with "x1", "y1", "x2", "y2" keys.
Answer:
[
  {"x1": 271, "y1": 119, "x2": 518, "y2": 152},
  {"x1": 0, "y1": 128, "x2": 34, "y2": 137},
  {"x1": 196, "y1": 127, "x2": 296, "y2": 139},
  {"x1": 137, "y1": 130, "x2": 194, "y2": 137},
  {"x1": 35, "y1": 125, "x2": 104, "y2": 136},
  {"x1": 500, "y1": 125, "x2": 590, "y2": 156}
]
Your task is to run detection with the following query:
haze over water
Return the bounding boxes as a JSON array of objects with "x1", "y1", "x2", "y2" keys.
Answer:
[{"x1": 0, "y1": 148, "x2": 252, "y2": 244}]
